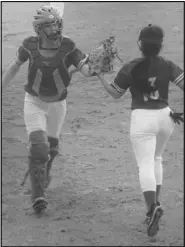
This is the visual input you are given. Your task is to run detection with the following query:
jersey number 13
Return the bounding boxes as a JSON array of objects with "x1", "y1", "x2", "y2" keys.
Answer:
[{"x1": 143, "y1": 77, "x2": 159, "y2": 102}]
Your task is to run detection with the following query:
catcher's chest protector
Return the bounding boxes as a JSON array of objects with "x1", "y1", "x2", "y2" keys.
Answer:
[{"x1": 24, "y1": 36, "x2": 75, "y2": 102}]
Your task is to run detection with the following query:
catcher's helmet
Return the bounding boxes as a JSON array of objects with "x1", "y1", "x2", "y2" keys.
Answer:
[
  {"x1": 33, "y1": 5, "x2": 63, "y2": 40},
  {"x1": 138, "y1": 24, "x2": 164, "y2": 44}
]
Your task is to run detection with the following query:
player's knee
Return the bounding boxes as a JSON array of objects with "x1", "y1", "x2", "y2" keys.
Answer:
[
  {"x1": 48, "y1": 136, "x2": 59, "y2": 157},
  {"x1": 29, "y1": 130, "x2": 49, "y2": 163},
  {"x1": 154, "y1": 157, "x2": 163, "y2": 185}
]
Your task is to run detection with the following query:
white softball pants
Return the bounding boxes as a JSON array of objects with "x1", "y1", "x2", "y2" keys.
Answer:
[
  {"x1": 130, "y1": 106, "x2": 175, "y2": 192},
  {"x1": 24, "y1": 93, "x2": 67, "y2": 139}
]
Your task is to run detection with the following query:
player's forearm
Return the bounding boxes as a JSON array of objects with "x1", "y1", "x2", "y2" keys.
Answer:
[
  {"x1": 97, "y1": 73, "x2": 123, "y2": 99},
  {"x1": 2, "y1": 61, "x2": 21, "y2": 90},
  {"x1": 68, "y1": 64, "x2": 91, "y2": 79}
]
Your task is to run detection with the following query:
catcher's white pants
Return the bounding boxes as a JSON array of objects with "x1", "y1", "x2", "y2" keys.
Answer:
[
  {"x1": 24, "y1": 92, "x2": 67, "y2": 139},
  {"x1": 130, "y1": 106, "x2": 175, "y2": 192}
]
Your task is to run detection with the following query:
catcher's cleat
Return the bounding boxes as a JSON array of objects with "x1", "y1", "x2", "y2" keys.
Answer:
[
  {"x1": 147, "y1": 203, "x2": 164, "y2": 237},
  {"x1": 33, "y1": 197, "x2": 48, "y2": 214}
]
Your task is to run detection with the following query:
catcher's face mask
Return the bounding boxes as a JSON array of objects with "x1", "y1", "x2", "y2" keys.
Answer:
[{"x1": 33, "y1": 5, "x2": 63, "y2": 41}]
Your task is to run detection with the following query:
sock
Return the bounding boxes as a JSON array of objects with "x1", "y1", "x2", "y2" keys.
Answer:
[
  {"x1": 156, "y1": 184, "x2": 162, "y2": 203},
  {"x1": 143, "y1": 190, "x2": 156, "y2": 213}
]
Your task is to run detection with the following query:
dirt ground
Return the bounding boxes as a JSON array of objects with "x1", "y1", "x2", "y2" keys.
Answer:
[{"x1": 2, "y1": 2, "x2": 184, "y2": 246}]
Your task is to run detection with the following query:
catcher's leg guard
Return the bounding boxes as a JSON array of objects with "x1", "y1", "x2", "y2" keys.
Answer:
[
  {"x1": 45, "y1": 137, "x2": 59, "y2": 188},
  {"x1": 28, "y1": 130, "x2": 50, "y2": 212}
]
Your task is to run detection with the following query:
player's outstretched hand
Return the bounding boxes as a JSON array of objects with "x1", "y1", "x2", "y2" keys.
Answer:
[{"x1": 169, "y1": 111, "x2": 184, "y2": 125}]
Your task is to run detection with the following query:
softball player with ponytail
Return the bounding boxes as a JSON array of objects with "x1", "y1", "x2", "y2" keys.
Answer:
[
  {"x1": 2, "y1": 4, "x2": 95, "y2": 214},
  {"x1": 97, "y1": 24, "x2": 184, "y2": 237}
]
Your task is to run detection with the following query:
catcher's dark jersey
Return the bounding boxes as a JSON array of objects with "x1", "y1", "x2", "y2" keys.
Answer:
[
  {"x1": 16, "y1": 36, "x2": 86, "y2": 102},
  {"x1": 111, "y1": 56, "x2": 184, "y2": 110}
]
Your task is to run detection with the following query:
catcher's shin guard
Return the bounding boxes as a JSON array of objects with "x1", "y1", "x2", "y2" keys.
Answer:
[
  {"x1": 29, "y1": 157, "x2": 49, "y2": 202},
  {"x1": 45, "y1": 137, "x2": 59, "y2": 188},
  {"x1": 28, "y1": 130, "x2": 50, "y2": 204}
]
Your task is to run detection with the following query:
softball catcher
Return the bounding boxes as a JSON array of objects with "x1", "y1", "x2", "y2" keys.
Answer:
[{"x1": 2, "y1": 4, "x2": 120, "y2": 214}]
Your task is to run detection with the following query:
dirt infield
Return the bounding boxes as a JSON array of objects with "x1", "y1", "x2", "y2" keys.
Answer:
[{"x1": 2, "y1": 2, "x2": 184, "y2": 246}]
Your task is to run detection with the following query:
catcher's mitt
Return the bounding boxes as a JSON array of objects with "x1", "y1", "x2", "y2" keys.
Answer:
[{"x1": 88, "y1": 36, "x2": 123, "y2": 75}]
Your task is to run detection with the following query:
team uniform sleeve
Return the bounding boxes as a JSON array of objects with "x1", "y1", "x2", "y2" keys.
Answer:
[
  {"x1": 111, "y1": 65, "x2": 131, "y2": 93},
  {"x1": 15, "y1": 45, "x2": 30, "y2": 65},
  {"x1": 67, "y1": 47, "x2": 87, "y2": 68},
  {"x1": 168, "y1": 60, "x2": 184, "y2": 86}
]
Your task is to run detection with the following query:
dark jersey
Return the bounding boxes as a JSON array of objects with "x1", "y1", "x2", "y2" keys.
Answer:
[
  {"x1": 15, "y1": 35, "x2": 86, "y2": 102},
  {"x1": 111, "y1": 56, "x2": 184, "y2": 110}
]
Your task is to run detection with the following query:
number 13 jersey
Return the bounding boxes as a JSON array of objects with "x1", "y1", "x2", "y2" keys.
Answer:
[{"x1": 111, "y1": 56, "x2": 183, "y2": 110}]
